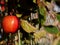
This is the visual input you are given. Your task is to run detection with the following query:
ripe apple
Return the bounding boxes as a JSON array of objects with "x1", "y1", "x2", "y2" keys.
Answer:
[
  {"x1": 1, "y1": 6, "x2": 5, "y2": 12},
  {"x1": 2, "y1": 15, "x2": 19, "y2": 33},
  {"x1": 1, "y1": 1, "x2": 5, "y2": 5}
]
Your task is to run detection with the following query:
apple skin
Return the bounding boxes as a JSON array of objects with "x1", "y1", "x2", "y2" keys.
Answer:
[
  {"x1": 1, "y1": 6, "x2": 5, "y2": 12},
  {"x1": 1, "y1": 1, "x2": 5, "y2": 5},
  {"x1": 2, "y1": 16, "x2": 19, "y2": 33}
]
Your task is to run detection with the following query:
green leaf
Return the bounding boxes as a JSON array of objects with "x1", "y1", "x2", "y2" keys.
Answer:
[
  {"x1": 33, "y1": 0, "x2": 36, "y2": 3},
  {"x1": 57, "y1": 41, "x2": 60, "y2": 45},
  {"x1": 39, "y1": 6, "x2": 46, "y2": 16},
  {"x1": 41, "y1": 18, "x2": 45, "y2": 25},
  {"x1": 39, "y1": 6, "x2": 46, "y2": 25},
  {"x1": 57, "y1": 40, "x2": 60, "y2": 45},
  {"x1": 18, "y1": 4, "x2": 21, "y2": 7},
  {"x1": 44, "y1": 26, "x2": 59, "y2": 34},
  {"x1": 57, "y1": 14, "x2": 60, "y2": 22},
  {"x1": 38, "y1": 14, "x2": 45, "y2": 26}
]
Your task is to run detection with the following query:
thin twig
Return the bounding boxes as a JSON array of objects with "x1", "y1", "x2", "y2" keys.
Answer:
[{"x1": 18, "y1": 30, "x2": 21, "y2": 45}]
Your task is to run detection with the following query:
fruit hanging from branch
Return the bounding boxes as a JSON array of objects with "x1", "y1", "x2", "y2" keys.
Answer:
[{"x1": 2, "y1": 15, "x2": 19, "y2": 33}]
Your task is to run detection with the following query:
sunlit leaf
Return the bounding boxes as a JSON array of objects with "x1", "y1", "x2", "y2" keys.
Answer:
[
  {"x1": 57, "y1": 32, "x2": 60, "y2": 37},
  {"x1": 16, "y1": 14, "x2": 22, "y2": 18},
  {"x1": 39, "y1": 6, "x2": 46, "y2": 16},
  {"x1": 33, "y1": 0, "x2": 36, "y2": 3},
  {"x1": 44, "y1": 26, "x2": 59, "y2": 34},
  {"x1": 53, "y1": 37, "x2": 60, "y2": 45},
  {"x1": 20, "y1": 19, "x2": 37, "y2": 33},
  {"x1": 18, "y1": 4, "x2": 21, "y2": 7},
  {"x1": 57, "y1": 41, "x2": 60, "y2": 45}
]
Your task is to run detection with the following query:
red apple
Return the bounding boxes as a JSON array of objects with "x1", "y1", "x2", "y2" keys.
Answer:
[
  {"x1": 2, "y1": 15, "x2": 19, "y2": 33},
  {"x1": 1, "y1": 1, "x2": 5, "y2": 5},
  {"x1": 1, "y1": 6, "x2": 5, "y2": 12}
]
